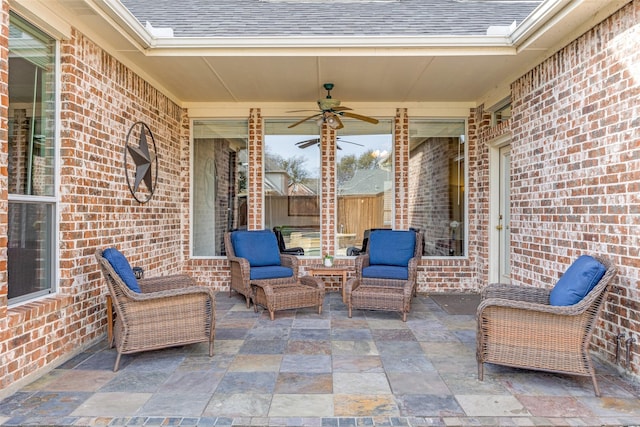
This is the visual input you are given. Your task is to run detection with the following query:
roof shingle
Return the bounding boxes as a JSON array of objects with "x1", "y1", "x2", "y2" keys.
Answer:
[{"x1": 121, "y1": 0, "x2": 542, "y2": 38}]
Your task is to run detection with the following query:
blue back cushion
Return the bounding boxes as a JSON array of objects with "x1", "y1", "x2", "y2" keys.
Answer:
[
  {"x1": 549, "y1": 255, "x2": 606, "y2": 306},
  {"x1": 368, "y1": 230, "x2": 416, "y2": 267},
  {"x1": 231, "y1": 230, "x2": 281, "y2": 267},
  {"x1": 102, "y1": 248, "x2": 141, "y2": 293}
]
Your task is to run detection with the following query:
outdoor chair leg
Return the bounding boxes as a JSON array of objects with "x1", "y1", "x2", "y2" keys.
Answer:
[
  {"x1": 113, "y1": 352, "x2": 122, "y2": 372},
  {"x1": 591, "y1": 374, "x2": 601, "y2": 397},
  {"x1": 477, "y1": 362, "x2": 484, "y2": 381}
]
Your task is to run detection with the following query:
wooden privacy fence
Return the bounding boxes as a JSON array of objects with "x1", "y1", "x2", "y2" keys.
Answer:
[{"x1": 266, "y1": 194, "x2": 387, "y2": 244}]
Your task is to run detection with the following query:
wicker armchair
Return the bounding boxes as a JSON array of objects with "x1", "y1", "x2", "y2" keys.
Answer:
[
  {"x1": 224, "y1": 230, "x2": 299, "y2": 307},
  {"x1": 345, "y1": 229, "x2": 423, "y2": 321},
  {"x1": 476, "y1": 254, "x2": 617, "y2": 396},
  {"x1": 96, "y1": 248, "x2": 215, "y2": 371}
]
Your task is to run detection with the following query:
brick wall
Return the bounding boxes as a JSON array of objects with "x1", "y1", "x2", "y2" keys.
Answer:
[
  {"x1": 0, "y1": 20, "x2": 189, "y2": 390},
  {"x1": 478, "y1": 1, "x2": 640, "y2": 375}
]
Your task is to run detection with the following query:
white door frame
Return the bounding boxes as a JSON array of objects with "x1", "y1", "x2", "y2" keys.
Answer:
[{"x1": 488, "y1": 134, "x2": 511, "y2": 284}]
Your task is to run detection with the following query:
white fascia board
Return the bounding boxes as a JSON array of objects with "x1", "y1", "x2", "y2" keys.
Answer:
[
  {"x1": 509, "y1": 0, "x2": 573, "y2": 47},
  {"x1": 10, "y1": 0, "x2": 72, "y2": 39},
  {"x1": 510, "y1": 0, "x2": 633, "y2": 52},
  {"x1": 90, "y1": 0, "x2": 154, "y2": 48},
  {"x1": 144, "y1": 36, "x2": 516, "y2": 57}
]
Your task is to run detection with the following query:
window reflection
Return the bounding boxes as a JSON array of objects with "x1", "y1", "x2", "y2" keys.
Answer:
[
  {"x1": 8, "y1": 13, "x2": 56, "y2": 302},
  {"x1": 337, "y1": 120, "x2": 393, "y2": 256},
  {"x1": 264, "y1": 121, "x2": 320, "y2": 256},
  {"x1": 192, "y1": 120, "x2": 248, "y2": 257},
  {"x1": 408, "y1": 120, "x2": 466, "y2": 257}
]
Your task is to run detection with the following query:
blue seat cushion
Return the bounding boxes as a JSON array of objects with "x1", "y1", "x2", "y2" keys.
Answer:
[
  {"x1": 102, "y1": 248, "x2": 141, "y2": 293},
  {"x1": 549, "y1": 255, "x2": 606, "y2": 306},
  {"x1": 231, "y1": 230, "x2": 281, "y2": 267},
  {"x1": 368, "y1": 230, "x2": 416, "y2": 267},
  {"x1": 363, "y1": 265, "x2": 409, "y2": 280},
  {"x1": 250, "y1": 266, "x2": 294, "y2": 281}
]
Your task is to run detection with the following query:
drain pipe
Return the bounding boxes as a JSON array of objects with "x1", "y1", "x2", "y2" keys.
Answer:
[
  {"x1": 626, "y1": 337, "x2": 635, "y2": 371},
  {"x1": 616, "y1": 333, "x2": 625, "y2": 365}
]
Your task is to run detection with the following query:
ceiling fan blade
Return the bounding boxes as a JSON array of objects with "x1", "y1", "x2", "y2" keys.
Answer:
[
  {"x1": 340, "y1": 111, "x2": 379, "y2": 124},
  {"x1": 288, "y1": 114, "x2": 321, "y2": 128},
  {"x1": 287, "y1": 109, "x2": 319, "y2": 113},
  {"x1": 337, "y1": 137, "x2": 364, "y2": 147},
  {"x1": 295, "y1": 138, "x2": 319, "y2": 146},
  {"x1": 296, "y1": 138, "x2": 320, "y2": 149},
  {"x1": 332, "y1": 106, "x2": 352, "y2": 112}
]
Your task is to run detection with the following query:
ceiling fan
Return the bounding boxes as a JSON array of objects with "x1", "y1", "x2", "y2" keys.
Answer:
[
  {"x1": 295, "y1": 137, "x2": 364, "y2": 150},
  {"x1": 288, "y1": 83, "x2": 379, "y2": 130}
]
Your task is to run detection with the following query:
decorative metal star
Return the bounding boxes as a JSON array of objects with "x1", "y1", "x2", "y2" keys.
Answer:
[
  {"x1": 127, "y1": 125, "x2": 155, "y2": 192},
  {"x1": 124, "y1": 122, "x2": 158, "y2": 203}
]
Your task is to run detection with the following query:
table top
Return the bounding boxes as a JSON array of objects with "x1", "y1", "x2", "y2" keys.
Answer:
[{"x1": 307, "y1": 264, "x2": 352, "y2": 272}]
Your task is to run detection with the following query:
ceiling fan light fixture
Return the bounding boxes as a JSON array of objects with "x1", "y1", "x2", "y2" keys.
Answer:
[
  {"x1": 289, "y1": 83, "x2": 377, "y2": 130},
  {"x1": 324, "y1": 112, "x2": 340, "y2": 129}
]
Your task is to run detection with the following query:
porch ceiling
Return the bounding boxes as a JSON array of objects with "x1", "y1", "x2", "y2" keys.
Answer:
[{"x1": 15, "y1": 0, "x2": 632, "y2": 107}]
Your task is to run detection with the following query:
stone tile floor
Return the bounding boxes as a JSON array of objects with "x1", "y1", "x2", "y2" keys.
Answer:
[{"x1": 1, "y1": 292, "x2": 639, "y2": 426}]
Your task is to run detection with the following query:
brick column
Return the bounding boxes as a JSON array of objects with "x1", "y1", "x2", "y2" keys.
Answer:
[
  {"x1": 248, "y1": 108, "x2": 263, "y2": 230},
  {"x1": 0, "y1": 0, "x2": 8, "y2": 317},
  {"x1": 320, "y1": 124, "x2": 336, "y2": 256},
  {"x1": 394, "y1": 108, "x2": 409, "y2": 229}
]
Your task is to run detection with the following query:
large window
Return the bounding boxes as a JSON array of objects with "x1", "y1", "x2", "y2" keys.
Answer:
[
  {"x1": 336, "y1": 120, "x2": 393, "y2": 256},
  {"x1": 408, "y1": 120, "x2": 466, "y2": 257},
  {"x1": 8, "y1": 14, "x2": 57, "y2": 303},
  {"x1": 264, "y1": 121, "x2": 320, "y2": 256},
  {"x1": 192, "y1": 120, "x2": 248, "y2": 257}
]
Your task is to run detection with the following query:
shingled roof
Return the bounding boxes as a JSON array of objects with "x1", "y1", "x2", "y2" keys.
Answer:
[{"x1": 120, "y1": 0, "x2": 542, "y2": 38}]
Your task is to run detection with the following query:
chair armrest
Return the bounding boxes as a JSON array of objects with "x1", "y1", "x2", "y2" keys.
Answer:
[
  {"x1": 117, "y1": 286, "x2": 216, "y2": 322},
  {"x1": 407, "y1": 256, "x2": 419, "y2": 283},
  {"x1": 138, "y1": 274, "x2": 196, "y2": 293},
  {"x1": 345, "y1": 277, "x2": 361, "y2": 294},
  {"x1": 477, "y1": 295, "x2": 590, "y2": 318},
  {"x1": 481, "y1": 283, "x2": 551, "y2": 304},
  {"x1": 226, "y1": 255, "x2": 251, "y2": 280},
  {"x1": 354, "y1": 254, "x2": 370, "y2": 279},
  {"x1": 280, "y1": 254, "x2": 299, "y2": 276}
]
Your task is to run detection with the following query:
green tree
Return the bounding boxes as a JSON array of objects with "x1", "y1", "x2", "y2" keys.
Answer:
[
  {"x1": 265, "y1": 152, "x2": 310, "y2": 185},
  {"x1": 337, "y1": 149, "x2": 378, "y2": 186}
]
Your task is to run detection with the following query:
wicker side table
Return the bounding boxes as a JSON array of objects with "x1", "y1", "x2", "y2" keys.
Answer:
[{"x1": 252, "y1": 276, "x2": 325, "y2": 320}]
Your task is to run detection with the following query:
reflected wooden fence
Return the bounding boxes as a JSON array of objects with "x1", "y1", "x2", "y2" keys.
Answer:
[{"x1": 266, "y1": 194, "x2": 387, "y2": 253}]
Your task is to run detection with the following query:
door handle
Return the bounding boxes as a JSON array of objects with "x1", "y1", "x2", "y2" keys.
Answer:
[{"x1": 496, "y1": 224, "x2": 503, "y2": 231}]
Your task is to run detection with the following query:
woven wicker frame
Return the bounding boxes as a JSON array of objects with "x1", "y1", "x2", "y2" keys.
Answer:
[
  {"x1": 96, "y1": 248, "x2": 216, "y2": 371},
  {"x1": 224, "y1": 232, "x2": 300, "y2": 308},
  {"x1": 346, "y1": 231, "x2": 423, "y2": 322},
  {"x1": 252, "y1": 276, "x2": 325, "y2": 320},
  {"x1": 476, "y1": 254, "x2": 617, "y2": 396}
]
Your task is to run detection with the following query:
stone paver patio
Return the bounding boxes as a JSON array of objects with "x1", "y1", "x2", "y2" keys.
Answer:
[{"x1": 0, "y1": 292, "x2": 639, "y2": 426}]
